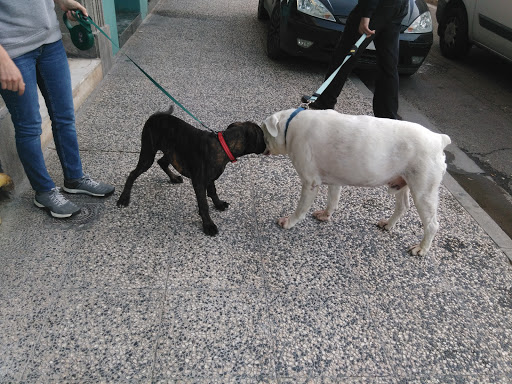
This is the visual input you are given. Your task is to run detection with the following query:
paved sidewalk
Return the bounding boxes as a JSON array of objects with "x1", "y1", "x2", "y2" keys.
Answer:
[{"x1": 1, "y1": 0, "x2": 511, "y2": 382}]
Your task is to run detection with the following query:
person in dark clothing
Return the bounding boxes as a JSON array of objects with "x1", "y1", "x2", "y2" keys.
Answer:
[{"x1": 304, "y1": 0, "x2": 408, "y2": 120}]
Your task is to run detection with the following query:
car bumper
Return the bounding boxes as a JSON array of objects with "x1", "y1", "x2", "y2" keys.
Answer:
[
  {"x1": 279, "y1": 12, "x2": 343, "y2": 62},
  {"x1": 279, "y1": 11, "x2": 433, "y2": 75}
]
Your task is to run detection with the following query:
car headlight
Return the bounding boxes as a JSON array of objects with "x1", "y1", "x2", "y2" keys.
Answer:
[
  {"x1": 405, "y1": 11, "x2": 433, "y2": 33},
  {"x1": 296, "y1": 0, "x2": 336, "y2": 22}
]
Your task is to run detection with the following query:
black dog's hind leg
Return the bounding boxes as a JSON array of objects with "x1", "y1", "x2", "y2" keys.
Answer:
[
  {"x1": 192, "y1": 179, "x2": 218, "y2": 236},
  {"x1": 207, "y1": 181, "x2": 229, "y2": 211},
  {"x1": 117, "y1": 144, "x2": 157, "y2": 207},
  {"x1": 157, "y1": 155, "x2": 183, "y2": 184}
]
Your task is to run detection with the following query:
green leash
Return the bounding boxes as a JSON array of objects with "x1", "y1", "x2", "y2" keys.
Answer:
[{"x1": 71, "y1": 10, "x2": 211, "y2": 131}]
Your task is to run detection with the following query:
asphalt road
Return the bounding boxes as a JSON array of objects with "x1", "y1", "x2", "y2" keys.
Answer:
[{"x1": 356, "y1": 4, "x2": 512, "y2": 240}]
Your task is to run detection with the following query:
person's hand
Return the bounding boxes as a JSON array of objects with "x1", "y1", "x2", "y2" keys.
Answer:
[
  {"x1": 0, "y1": 47, "x2": 25, "y2": 96},
  {"x1": 54, "y1": 0, "x2": 88, "y2": 21},
  {"x1": 359, "y1": 17, "x2": 375, "y2": 37}
]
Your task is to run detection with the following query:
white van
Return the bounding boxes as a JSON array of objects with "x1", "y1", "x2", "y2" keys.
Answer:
[{"x1": 436, "y1": 0, "x2": 512, "y2": 62}]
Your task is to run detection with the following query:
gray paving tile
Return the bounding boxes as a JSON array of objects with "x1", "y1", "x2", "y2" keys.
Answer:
[
  {"x1": 167, "y1": 237, "x2": 264, "y2": 290},
  {"x1": 23, "y1": 289, "x2": 163, "y2": 382},
  {"x1": 0, "y1": 304, "x2": 48, "y2": 382},
  {"x1": 366, "y1": 288, "x2": 503, "y2": 377},
  {"x1": 0, "y1": 231, "x2": 71, "y2": 291},
  {"x1": 154, "y1": 289, "x2": 275, "y2": 381},
  {"x1": 463, "y1": 287, "x2": 512, "y2": 374},
  {"x1": 267, "y1": 290, "x2": 391, "y2": 379},
  {"x1": 397, "y1": 376, "x2": 510, "y2": 384},
  {"x1": 166, "y1": 162, "x2": 264, "y2": 289}
]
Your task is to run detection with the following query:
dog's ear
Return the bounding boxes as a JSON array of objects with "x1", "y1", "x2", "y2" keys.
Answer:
[
  {"x1": 226, "y1": 122, "x2": 240, "y2": 130},
  {"x1": 262, "y1": 114, "x2": 279, "y2": 138}
]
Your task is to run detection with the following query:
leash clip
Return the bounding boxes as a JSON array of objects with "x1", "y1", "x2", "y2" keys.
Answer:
[{"x1": 300, "y1": 100, "x2": 312, "y2": 110}]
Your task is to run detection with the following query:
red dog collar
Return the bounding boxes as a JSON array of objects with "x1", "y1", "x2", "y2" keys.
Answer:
[{"x1": 217, "y1": 132, "x2": 237, "y2": 163}]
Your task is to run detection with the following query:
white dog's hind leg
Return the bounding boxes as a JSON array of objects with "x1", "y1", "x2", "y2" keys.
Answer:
[
  {"x1": 378, "y1": 186, "x2": 410, "y2": 230},
  {"x1": 408, "y1": 185, "x2": 440, "y2": 256},
  {"x1": 278, "y1": 183, "x2": 319, "y2": 229},
  {"x1": 313, "y1": 185, "x2": 341, "y2": 222}
]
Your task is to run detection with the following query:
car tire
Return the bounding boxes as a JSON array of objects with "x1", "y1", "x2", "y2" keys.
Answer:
[
  {"x1": 267, "y1": 5, "x2": 283, "y2": 60},
  {"x1": 438, "y1": 6, "x2": 471, "y2": 59},
  {"x1": 258, "y1": 0, "x2": 268, "y2": 20}
]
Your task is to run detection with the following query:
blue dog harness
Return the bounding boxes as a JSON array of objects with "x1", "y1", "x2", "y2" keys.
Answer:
[{"x1": 284, "y1": 107, "x2": 305, "y2": 143}]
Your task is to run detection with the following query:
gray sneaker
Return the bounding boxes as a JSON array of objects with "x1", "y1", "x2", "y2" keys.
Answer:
[
  {"x1": 34, "y1": 188, "x2": 81, "y2": 218},
  {"x1": 63, "y1": 175, "x2": 115, "y2": 197}
]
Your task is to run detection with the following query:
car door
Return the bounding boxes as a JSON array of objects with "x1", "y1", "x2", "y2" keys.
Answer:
[{"x1": 472, "y1": 0, "x2": 512, "y2": 61}]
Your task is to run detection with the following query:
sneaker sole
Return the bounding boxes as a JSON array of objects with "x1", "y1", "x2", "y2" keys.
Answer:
[
  {"x1": 62, "y1": 186, "x2": 114, "y2": 197},
  {"x1": 34, "y1": 199, "x2": 81, "y2": 218}
]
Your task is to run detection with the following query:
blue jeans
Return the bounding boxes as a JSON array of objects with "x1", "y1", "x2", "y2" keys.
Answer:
[{"x1": 0, "y1": 40, "x2": 83, "y2": 193}]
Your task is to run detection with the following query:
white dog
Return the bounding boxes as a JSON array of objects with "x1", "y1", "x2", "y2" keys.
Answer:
[{"x1": 261, "y1": 108, "x2": 451, "y2": 256}]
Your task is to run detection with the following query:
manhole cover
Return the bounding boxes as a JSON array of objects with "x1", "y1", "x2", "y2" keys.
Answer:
[{"x1": 50, "y1": 202, "x2": 104, "y2": 230}]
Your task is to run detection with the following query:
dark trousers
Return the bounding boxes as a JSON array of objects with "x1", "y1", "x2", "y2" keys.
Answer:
[{"x1": 316, "y1": 1, "x2": 408, "y2": 119}]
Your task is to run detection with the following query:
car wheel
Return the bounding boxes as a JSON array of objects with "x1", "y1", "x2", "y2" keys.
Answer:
[
  {"x1": 439, "y1": 6, "x2": 471, "y2": 59},
  {"x1": 267, "y1": 5, "x2": 283, "y2": 60},
  {"x1": 258, "y1": 0, "x2": 268, "y2": 20}
]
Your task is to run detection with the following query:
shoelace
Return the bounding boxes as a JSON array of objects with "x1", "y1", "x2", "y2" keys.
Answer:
[
  {"x1": 81, "y1": 175, "x2": 100, "y2": 188},
  {"x1": 49, "y1": 188, "x2": 69, "y2": 207}
]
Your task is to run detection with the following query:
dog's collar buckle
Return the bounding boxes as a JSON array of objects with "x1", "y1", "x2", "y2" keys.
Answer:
[{"x1": 217, "y1": 132, "x2": 237, "y2": 163}]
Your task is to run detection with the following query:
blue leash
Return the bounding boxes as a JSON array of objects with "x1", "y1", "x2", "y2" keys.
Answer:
[
  {"x1": 304, "y1": 34, "x2": 368, "y2": 105},
  {"x1": 285, "y1": 35, "x2": 369, "y2": 141}
]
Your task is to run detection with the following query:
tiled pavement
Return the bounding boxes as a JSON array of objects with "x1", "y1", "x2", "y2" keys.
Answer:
[{"x1": 1, "y1": 0, "x2": 511, "y2": 382}]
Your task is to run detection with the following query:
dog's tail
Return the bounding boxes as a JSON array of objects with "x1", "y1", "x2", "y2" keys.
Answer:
[
  {"x1": 440, "y1": 134, "x2": 451, "y2": 149},
  {"x1": 166, "y1": 105, "x2": 174, "y2": 115}
]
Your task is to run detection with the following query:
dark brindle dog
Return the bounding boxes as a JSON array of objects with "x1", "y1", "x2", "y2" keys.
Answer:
[{"x1": 117, "y1": 106, "x2": 266, "y2": 235}]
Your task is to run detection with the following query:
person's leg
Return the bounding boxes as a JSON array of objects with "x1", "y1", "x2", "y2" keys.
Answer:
[
  {"x1": 369, "y1": 1, "x2": 407, "y2": 119},
  {"x1": 0, "y1": 46, "x2": 81, "y2": 217},
  {"x1": 36, "y1": 40, "x2": 114, "y2": 197},
  {"x1": 36, "y1": 40, "x2": 83, "y2": 181},
  {"x1": 0, "y1": 49, "x2": 56, "y2": 193},
  {"x1": 372, "y1": 20, "x2": 401, "y2": 119},
  {"x1": 312, "y1": 5, "x2": 367, "y2": 109}
]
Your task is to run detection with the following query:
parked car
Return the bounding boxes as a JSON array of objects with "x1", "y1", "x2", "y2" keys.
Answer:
[
  {"x1": 436, "y1": 0, "x2": 512, "y2": 62},
  {"x1": 258, "y1": 0, "x2": 433, "y2": 75}
]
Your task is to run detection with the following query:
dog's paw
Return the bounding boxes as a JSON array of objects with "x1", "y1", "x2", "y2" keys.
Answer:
[
  {"x1": 215, "y1": 201, "x2": 229, "y2": 211},
  {"x1": 377, "y1": 219, "x2": 391, "y2": 230},
  {"x1": 116, "y1": 197, "x2": 130, "y2": 207},
  {"x1": 408, "y1": 244, "x2": 427, "y2": 256},
  {"x1": 277, "y1": 216, "x2": 292, "y2": 229},
  {"x1": 203, "y1": 223, "x2": 219, "y2": 236},
  {"x1": 312, "y1": 209, "x2": 331, "y2": 222}
]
